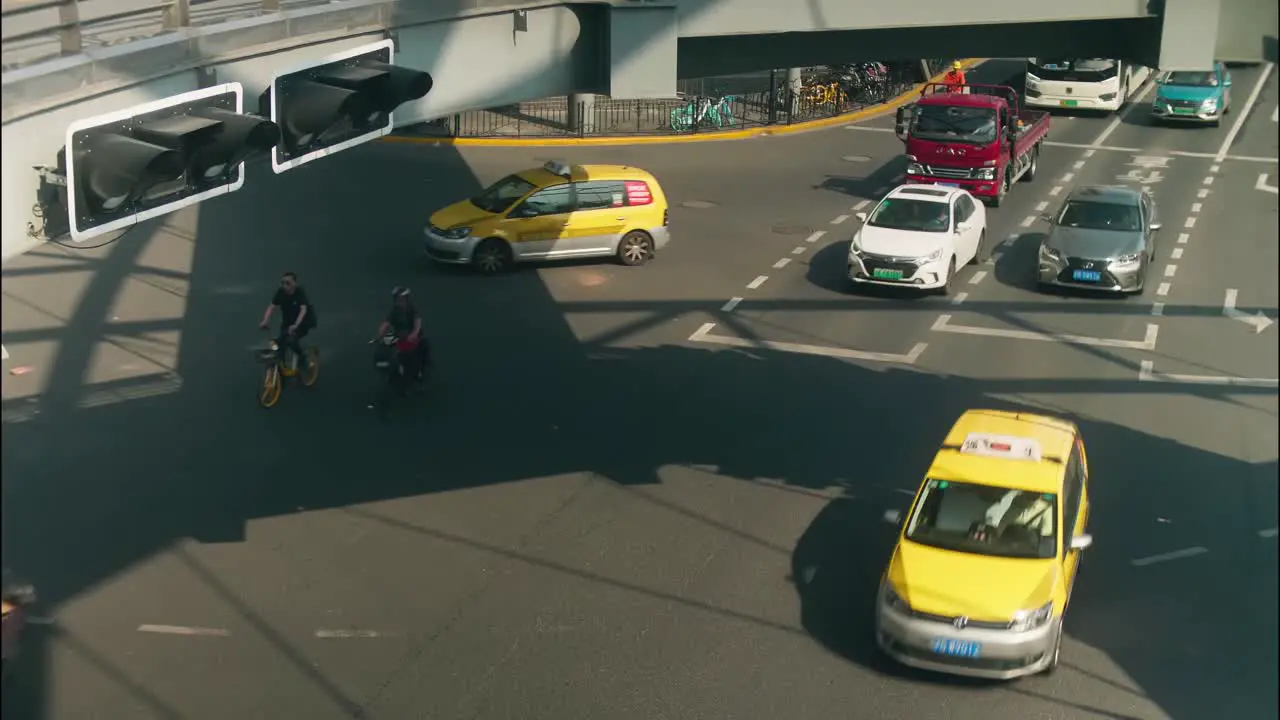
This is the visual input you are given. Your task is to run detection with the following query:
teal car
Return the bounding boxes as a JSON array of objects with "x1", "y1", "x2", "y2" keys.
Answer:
[{"x1": 1151, "y1": 62, "x2": 1232, "y2": 126}]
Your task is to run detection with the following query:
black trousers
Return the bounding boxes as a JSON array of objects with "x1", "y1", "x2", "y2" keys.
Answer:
[{"x1": 276, "y1": 325, "x2": 310, "y2": 365}]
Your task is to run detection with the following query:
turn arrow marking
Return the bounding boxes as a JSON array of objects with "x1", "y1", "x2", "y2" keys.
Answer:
[{"x1": 1224, "y1": 289, "x2": 1275, "y2": 334}]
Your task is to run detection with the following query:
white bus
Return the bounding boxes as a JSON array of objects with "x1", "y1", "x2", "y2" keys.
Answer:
[{"x1": 1024, "y1": 59, "x2": 1152, "y2": 113}]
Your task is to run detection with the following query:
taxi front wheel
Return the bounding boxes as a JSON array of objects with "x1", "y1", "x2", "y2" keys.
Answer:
[
  {"x1": 473, "y1": 239, "x2": 513, "y2": 275},
  {"x1": 617, "y1": 231, "x2": 655, "y2": 266}
]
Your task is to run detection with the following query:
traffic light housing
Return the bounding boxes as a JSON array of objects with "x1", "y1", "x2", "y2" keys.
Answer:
[
  {"x1": 266, "y1": 38, "x2": 432, "y2": 174},
  {"x1": 60, "y1": 83, "x2": 279, "y2": 242}
]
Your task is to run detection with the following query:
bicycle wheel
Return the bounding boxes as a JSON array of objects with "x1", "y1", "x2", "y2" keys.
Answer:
[
  {"x1": 301, "y1": 347, "x2": 320, "y2": 387},
  {"x1": 259, "y1": 364, "x2": 282, "y2": 408}
]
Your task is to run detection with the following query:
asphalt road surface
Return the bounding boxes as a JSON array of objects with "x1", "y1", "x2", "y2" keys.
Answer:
[{"x1": 2, "y1": 59, "x2": 1277, "y2": 720}]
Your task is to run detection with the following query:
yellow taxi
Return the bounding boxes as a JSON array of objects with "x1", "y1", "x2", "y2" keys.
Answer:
[
  {"x1": 423, "y1": 161, "x2": 671, "y2": 275},
  {"x1": 876, "y1": 409, "x2": 1092, "y2": 679}
]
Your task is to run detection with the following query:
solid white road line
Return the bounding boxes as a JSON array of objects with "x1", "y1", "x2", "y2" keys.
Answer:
[
  {"x1": 930, "y1": 315, "x2": 1159, "y2": 350},
  {"x1": 853, "y1": 199, "x2": 871, "y2": 211},
  {"x1": 721, "y1": 297, "x2": 743, "y2": 312},
  {"x1": 688, "y1": 322, "x2": 928, "y2": 364},
  {"x1": 1131, "y1": 546, "x2": 1209, "y2": 567},
  {"x1": 1139, "y1": 360, "x2": 1279, "y2": 387},
  {"x1": 773, "y1": 258, "x2": 791, "y2": 269},
  {"x1": 804, "y1": 230, "x2": 826, "y2": 244},
  {"x1": 968, "y1": 271, "x2": 987, "y2": 285},
  {"x1": 1157, "y1": 282, "x2": 1171, "y2": 296},
  {"x1": 1216, "y1": 62, "x2": 1275, "y2": 162},
  {"x1": 1093, "y1": 77, "x2": 1159, "y2": 148},
  {"x1": 831, "y1": 215, "x2": 849, "y2": 225},
  {"x1": 137, "y1": 624, "x2": 230, "y2": 637}
]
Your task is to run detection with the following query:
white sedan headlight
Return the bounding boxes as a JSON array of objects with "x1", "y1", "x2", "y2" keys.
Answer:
[
  {"x1": 923, "y1": 247, "x2": 943, "y2": 262},
  {"x1": 1010, "y1": 601, "x2": 1054, "y2": 632},
  {"x1": 849, "y1": 235, "x2": 864, "y2": 258}
]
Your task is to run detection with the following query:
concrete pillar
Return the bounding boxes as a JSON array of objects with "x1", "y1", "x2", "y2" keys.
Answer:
[
  {"x1": 786, "y1": 67, "x2": 803, "y2": 115},
  {"x1": 567, "y1": 93, "x2": 597, "y2": 133},
  {"x1": 920, "y1": 60, "x2": 933, "y2": 83}
]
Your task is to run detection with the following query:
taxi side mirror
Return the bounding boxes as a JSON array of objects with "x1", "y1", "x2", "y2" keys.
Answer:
[
  {"x1": 883, "y1": 509, "x2": 902, "y2": 525},
  {"x1": 1069, "y1": 534, "x2": 1093, "y2": 551}
]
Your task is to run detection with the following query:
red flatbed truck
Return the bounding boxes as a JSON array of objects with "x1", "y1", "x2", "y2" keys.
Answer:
[{"x1": 894, "y1": 83, "x2": 1052, "y2": 207}]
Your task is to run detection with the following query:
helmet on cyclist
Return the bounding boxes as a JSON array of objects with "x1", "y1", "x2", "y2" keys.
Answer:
[
  {"x1": 391, "y1": 286, "x2": 412, "y2": 300},
  {"x1": 952, "y1": 61, "x2": 963, "y2": 71}
]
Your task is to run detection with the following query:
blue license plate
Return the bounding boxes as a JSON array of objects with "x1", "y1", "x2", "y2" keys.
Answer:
[
  {"x1": 937, "y1": 182, "x2": 959, "y2": 188},
  {"x1": 932, "y1": 638, "x2": 982, "y2": 658},
  {"x1": 1072, "y1": 269, "x2": 1102, "y2": 282}
]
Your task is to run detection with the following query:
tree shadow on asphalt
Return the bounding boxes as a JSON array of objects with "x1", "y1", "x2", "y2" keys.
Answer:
[{"x1": 2, "y1": 138, "x2": 1277, "y2": 720}]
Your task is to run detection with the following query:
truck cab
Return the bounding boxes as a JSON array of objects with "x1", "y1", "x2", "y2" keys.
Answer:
[{"x1": 895, "y1": 84, "x2": 1051, "y2": 207}]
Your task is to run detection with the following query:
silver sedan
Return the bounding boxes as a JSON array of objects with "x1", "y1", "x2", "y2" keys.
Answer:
[{"x1": 1036, "y1": 185, "x2": 1161, "y2": 294}]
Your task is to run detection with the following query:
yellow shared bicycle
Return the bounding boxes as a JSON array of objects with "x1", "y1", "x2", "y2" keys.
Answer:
[{"x1": 257, "y1": 335, "x2": 320, "y2": 408}]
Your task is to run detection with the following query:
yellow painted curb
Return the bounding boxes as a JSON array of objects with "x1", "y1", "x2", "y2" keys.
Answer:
[{"x1": 382, "y1": 59, "x2": 983, "y2": 149}]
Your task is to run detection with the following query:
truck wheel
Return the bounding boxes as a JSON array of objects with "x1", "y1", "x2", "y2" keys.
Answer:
[
  {"x1": 1023, "y1": 147, "x2": 1039, "y2": 182},
  {"x1": 990, "y1": 174, "x2": 1008, "y2": 207}
]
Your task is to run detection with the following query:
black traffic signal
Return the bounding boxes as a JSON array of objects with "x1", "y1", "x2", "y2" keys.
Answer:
[
  {"x1": 59, "y1": 82, "x2": 279, "y2": 241},
  {"x1": 265, "y1": 38, "x2": 432, "y2": 174}
]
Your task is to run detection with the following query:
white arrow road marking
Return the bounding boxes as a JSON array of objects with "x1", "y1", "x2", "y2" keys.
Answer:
[
  {"x1": 1223, "y1": 289, "x2": 1275, "y2": 333},
  {"x1": 1257, "y1": 173, "x2": 1278, "y2": 194}
]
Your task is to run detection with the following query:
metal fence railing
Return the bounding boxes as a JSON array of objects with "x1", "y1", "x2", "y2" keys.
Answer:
[{"x1": 408, "y1": 62, "x2": 939, "y2": 140}]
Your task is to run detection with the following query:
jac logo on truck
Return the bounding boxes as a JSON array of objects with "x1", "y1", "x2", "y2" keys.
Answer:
[{"x1": 937, "y1": 146, "x2": 967, "y2": 156}]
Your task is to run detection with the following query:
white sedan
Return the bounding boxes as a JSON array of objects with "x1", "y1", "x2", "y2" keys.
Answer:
[{"x1": 848, "y1": 184, "x2": 989, "y2": 295}]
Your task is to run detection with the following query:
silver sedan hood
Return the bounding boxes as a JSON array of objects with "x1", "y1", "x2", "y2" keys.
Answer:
[{"x1": 1045, "y1": 226, "x2": 1144, "y2": 259}]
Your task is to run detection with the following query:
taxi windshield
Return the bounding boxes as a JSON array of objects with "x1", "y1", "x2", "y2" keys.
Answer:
[
  {"x1": 905, "y1": 479, "x2": 1058, "y2": 559},
  {"x1": 1163, "y1": 71, "x2": 1218, "y2": 88},
  {"x1": 867, "y1": 198, "x2": 950, "y2": 233},
  {"x1": 471, "y1": 174, "x2": 537, "y2": 213}
]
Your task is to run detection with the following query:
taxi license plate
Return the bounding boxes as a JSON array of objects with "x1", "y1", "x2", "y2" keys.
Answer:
[
  {"x1": 872, "y1": 268, "x2": 904, "y2": 280},
  {"x1": 1060, "y1": 100, "x2": 1078, "y2": 108},
  {"x1": 932, "y1": 638, "x2": 982, "y2": 658},
  {"x1": 1172, "y1": 107, "x2": 1196, "y2": 115},
  {"x1": 1072, "y1": 269, "x2": 1102, "y2": 282}
]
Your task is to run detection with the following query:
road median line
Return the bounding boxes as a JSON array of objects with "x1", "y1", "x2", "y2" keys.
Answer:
[{"x1": 382, "y1": 60, "x2": 982, "y2": 148}]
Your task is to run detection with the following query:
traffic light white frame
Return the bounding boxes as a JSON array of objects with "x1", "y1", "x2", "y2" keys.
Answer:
[
  {"x1": 268, "y1": 38, "x2": 397, "y2": 175},
  {"x1": 63, "y1": 82, "x2": 248, "y2": 243}
]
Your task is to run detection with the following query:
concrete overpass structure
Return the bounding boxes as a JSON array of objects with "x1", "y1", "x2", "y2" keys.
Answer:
[{"x1": 1, "y1": 0, "x2": 1274, "y2": 258}]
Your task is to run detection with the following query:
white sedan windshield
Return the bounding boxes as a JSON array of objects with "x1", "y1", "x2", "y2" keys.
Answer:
[{"x1": 867, "y1": 198, "x2": 951, "y2": 233}]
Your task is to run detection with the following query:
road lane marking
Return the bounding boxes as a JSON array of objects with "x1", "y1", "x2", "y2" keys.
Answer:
[
  {"x1": 1273, "y1": 105, "x2": 1278, "y2": 123},
  {"x1": 1020, "y1": 216, "x2": 1036, "y2": 227},
  {"x1": 1035, "y1": 201, "x2": 1049, "y2": 211},
  {"x1": 0, "y1": 345, "x2": 7, "y2": 360},
  {"x1": 1003, "y1": 234, "x2": 1017, "y2": 246},
  {"x1": 721, "y1": 297, "x2": 742, "y2": 312},
  {"x1": 1197, "y1": 188, "x2": 1209, "y2": 198},
  {"x1": 1177, "y1": 233, "x2": 1189, "y2": 244},
  {"x1": 1261, "y1": 528, "x2": 1278, "y2": 538},
  {"x1": 1049, "y1": 185, "x2": 1063, "y2": 196},
  {"x1": 773, "y1": 258, "x2": 791, "y2": 269},
  {"x1": 1190, "y1": 202, "x2": 1202, "y2": 213},
  {"x1": 1216, "y1": 62, "x2": 1275, "y2": 162},
  {"x1": 1163, "y1": 265, "x2": 1177, "y2": 277},
  {"x1": 831, "y1": 214, "x2": 849, "y2": 225},
  {"x1": 137, "y1": 624, "x2": 230, "y2": 637},
  {"x1": 1131, "y1": 546, "x2": 1209, "y2": 567},
  {"x1": 853, "y1": 200, "x2": 871, "y2": 211},
  {"x1": 792, "y1": 245, "x2": 807, "y2": 255},
  {"x1": 1061, "y1": 172, "x2": 1075, "y2": 182},
  {"x1": 930, "y1": 315, "x2": 1158, "y2": 350},
  {"x1": 688, "y1": 322, "x2": 928, "y2": 364},
  {"x1": 950, "y1": 292, "x2": 968, "y2": 305},
  {"x1": 1184, "y1": 217, "x2": 1196, "y2": 228},
  {"x1": 1094, "y1": 78, "x2": 1156, "y2": 147},
  {"x1": 1171, "y1": 248, "x2": 1183, "y2": 259},
  {"x1": 747, "y1": 275, "x2": 768, "y2": 289},
  {"x1": 1203, "y1": 175, "x2": 1215, "y2": 185},
  {"x1": 1157, "y1": 282, "x2": 1171, "y2": 296},
  {"x1": 804, "y1": 230, "x2": 826, "y2": 244},
  {"x1": 968, "y1": 271, "x2": 987, "y2": 285},
  {"x1": 1210, "y1": 164, "x2": 1221, "y2": 173},
  {"x1": 1071, "y1": 160, "x2": 1085, "y2": 170},
  {"x1": 1139, "y1": 360, "x2": 1279, "y2": 387},
  {"x1": 1151, "y1": 302, "x2": 1165, "y2": 316},
  {"x1": 1173, "y1": 151, "x2": 1280, "y2": 162},
  {"x1": 990, "y1": 252, "x2": 1003, "y2": 263},
  {"x1": 1258, "y1": 174, "x2": 1279, "y2": 194},
  {"x1": 874, "y1": 187, "x2": 888, "y2": 195},
  {"x1": 1083, "y1": 149, "x2": 1095, "y2": 157},
  {"x1": 316, "y1": 629, "x2": 384, "y2": 638}
]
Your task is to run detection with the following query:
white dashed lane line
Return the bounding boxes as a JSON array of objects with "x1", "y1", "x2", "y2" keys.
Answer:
[
  {"x1": 1061, "y1": 172, "x2": 1075, "y2": 182},
  {"x1": 1020, "y1": 216, "x2": 1036, "y2": 228},
  {"x1": 1171, "y1": 248, "x2": 1183, "y2": 260},
  {"x1": 1184, "y1": 217, "x2": 1196, "y2": 229},
  {"x1": 1157, "y1": 282, "x2": 1171, "y2": 296},
  {"x1": 1034, "y1": 201, "x2": 1049, "y2": 212},
  {"x1": 747, "y1": 275, "x2": 768, "y2": 290},
  {"x1": 791, "y1": 246, "x2": 807, "y2": 255},
  {"x1": 1197, "y1": 188, "x2": 1209, "y2": 199},
  {"x1": 1049, "y1": 186, "x2": 1063, "y2": 196},
  {"x1": 721, "y1": 297, "x2": 743, "y2": 312},
  {"x1": 1164, "y1": 265, "x2": 1178, "y2": 278},
  {"x1": 1191, "y1": 202, "x2": 1203, "y2": 213},
  {"x1": 1072, "y1": 160, "x2": 1085, "y2": 170},
  {"x1": 831, "y1": 214, "x2": 849, "y2": 225},
  {"x1": 773, "y1": 258, "x2": 791, "y2": 269},
  {"x1": 951, "y1": 292, "x2": 968, "y2": 305},
  {"x1": 1203, "y1": 175, "x2": 1215, "y2": 185},
  {"x1": 1177, "y1": 232, "x2": 1189, "y2": 244},
  {"x1": 968, "y1": 271, "x2": 987, "y2": 285},
  {"x1": 1152, "y1": 302, "x2": 1165, "y2": 317},
  {"x1": 1002, "y1": 234, "x2": 1017, "y2": 247},
  {"x1": 853, "y1": 199, "x2": 871, "y2": 211},
  {"x1": 804, "y1": 230, "x2": 826, "y2": 244}
]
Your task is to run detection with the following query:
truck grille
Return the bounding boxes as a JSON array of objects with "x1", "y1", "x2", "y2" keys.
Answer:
[{"x1": 923, "y1": 165, "x2": 974, "y2": 180}]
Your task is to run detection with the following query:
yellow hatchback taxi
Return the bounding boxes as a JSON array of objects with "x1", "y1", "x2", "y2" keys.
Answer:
[
  {"x1": 423, "y1": 161, "x2": 671, "y2": 275},
  {"x1": 877, "y1": 409, "x2": 1092, "y2": 679}
]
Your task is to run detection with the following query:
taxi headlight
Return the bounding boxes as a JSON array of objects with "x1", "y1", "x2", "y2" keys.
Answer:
[
  {"x1": 1010, "y1": 601, "x2": 1054, "y2": 632},
  {"x1": 881, "y1": 582, "x2": 911, "y2": 613},
  {"x1": 1109, "y1": 252, "x2": 1142, "y2": 270},
  {"x1": 1201, "y1": 98, "x2": 1218, "y2": 111},
  {"x1": 436, "y1": 226, "x2": 471, "y2": 240}
]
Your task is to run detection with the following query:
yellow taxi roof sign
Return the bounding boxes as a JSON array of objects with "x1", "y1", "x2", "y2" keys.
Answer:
[
  {"x1": 959, "y1": 432, "x2": 1042, "y2": 462},
  {"x1": 542, "y1": 160, "x2": 572, "y2": 178}
]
